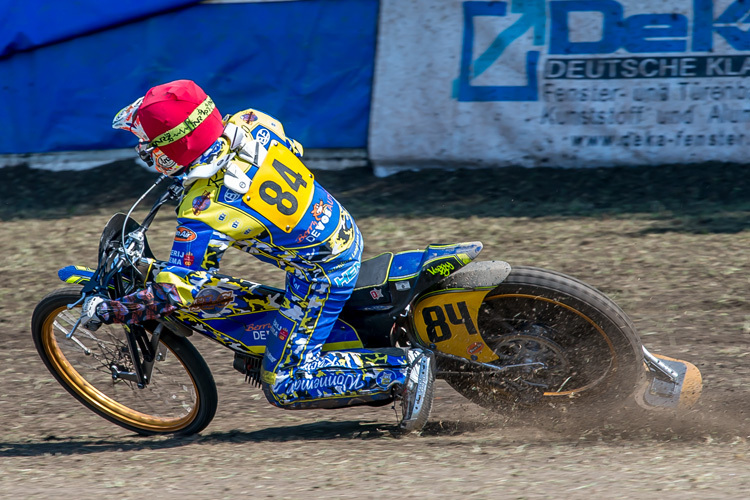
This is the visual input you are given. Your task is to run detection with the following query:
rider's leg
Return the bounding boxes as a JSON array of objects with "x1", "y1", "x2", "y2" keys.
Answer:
[{"x1": 260, "y1": 268, "x2": 410, "y2": 409}]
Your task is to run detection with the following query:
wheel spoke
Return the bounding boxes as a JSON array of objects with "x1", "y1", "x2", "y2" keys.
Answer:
[
  {"x1": 477, "y1": 294, "x2": 617, "y2": 398},
  {"x1": 442, "y1": 268, "x2": 641, "y2": 420},
  {"x1": 41, "y1": 302, "x2": 201, "y2": 431}
]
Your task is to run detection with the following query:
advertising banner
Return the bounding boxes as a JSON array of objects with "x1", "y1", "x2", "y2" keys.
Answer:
[{"x1": 370, "y1": 0, "x2": 750, "y2": 174}]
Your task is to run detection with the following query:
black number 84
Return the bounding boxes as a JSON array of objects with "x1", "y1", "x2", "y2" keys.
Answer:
[
  {"x1": 422, "y1": 301, "x2": 478, "y2": 343},
  {"x1": 259, "y1": 159, "x2": 308, "y2": 215}
]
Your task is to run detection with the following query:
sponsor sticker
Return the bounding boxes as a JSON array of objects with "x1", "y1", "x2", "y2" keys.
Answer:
[
  {"x1": 290, "y1": 373, "x2": 365, "y2": 392},
  {"x1": 196, "y1": 140, "x2": 223, "y2": 164},
  {"x1": 311, "y1": 198, "x2": 333, "y2": 223},
  {"x1": 376, "y1": 370, "x2": 395, "y2": 389},
  {"x1": 192, "y1": 191, "x2": 211, "y2": 215},
  {"x1": 189, "y1": 289, "x2": 234, "y2": 314},
  {"x1": 426, "y1": 262, "x2": 455, "y2": 277},
  {"x1": 333, "y1": 262, "x2": 360, "y2": 287},
  {"x1": 245, "y1": 322, "x2": 273, "y2": 332},
  {"x1": 223, "y1": 190, "x2": 241, "y2": 204},
  {"x1": 183, "y1": 252, "x2": 195, "y2": 267},
  {"x1": 175, "y1": 226, "x2": 197, "y2": 242},
  {"x1": 468, "y1": 342, "x2": 484, "y2": 355},
  {"x1": 256, "y1": 128, "x2": 271, "y2": 146},
  {"x1": 245, "y1": 322, "x2": 273, "y2": 341}
]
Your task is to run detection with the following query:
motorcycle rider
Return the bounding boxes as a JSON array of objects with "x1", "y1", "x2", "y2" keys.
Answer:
[{"x1": 80, "y1": 79, "x2": 435, "y2": 432}]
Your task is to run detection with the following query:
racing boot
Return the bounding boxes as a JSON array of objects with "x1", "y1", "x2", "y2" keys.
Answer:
[{"x1": 398, "y1": 348, "x2": 436, "y2": 433}]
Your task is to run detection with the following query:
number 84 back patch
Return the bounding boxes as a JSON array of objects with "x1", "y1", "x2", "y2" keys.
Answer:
[{"x1": 243, "y1": 142, "x2": 315, "y2": 233}]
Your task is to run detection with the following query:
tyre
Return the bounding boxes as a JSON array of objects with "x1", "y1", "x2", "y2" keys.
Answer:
[
  {"x1": 444, "y1": 266, "x2": 644, "y2": 420},
  {"x1": 31, "y1": 287, "x2": 218, "y2": 436}
]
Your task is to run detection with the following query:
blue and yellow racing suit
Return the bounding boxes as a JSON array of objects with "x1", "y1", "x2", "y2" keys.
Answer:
[{"x1": 97, "y1": 109, "x2": 410, "y2": 409}]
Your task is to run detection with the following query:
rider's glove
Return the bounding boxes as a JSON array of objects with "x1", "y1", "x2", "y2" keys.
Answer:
[{"x1": 81, "y1": 295, "x2": 107, "y2": 331}]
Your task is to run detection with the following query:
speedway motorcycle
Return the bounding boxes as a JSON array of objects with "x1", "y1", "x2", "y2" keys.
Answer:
[{"x1": 31, "y1": 145, "x2": 702, "y2": 436}]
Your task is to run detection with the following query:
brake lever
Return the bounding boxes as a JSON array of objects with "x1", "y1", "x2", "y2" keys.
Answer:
[
  {"x1": 65, "y1": 291, "x2": 88, "y2": 339},
  {"x1": 67, "y1": 294, "x2": 86, "y2": 310}
]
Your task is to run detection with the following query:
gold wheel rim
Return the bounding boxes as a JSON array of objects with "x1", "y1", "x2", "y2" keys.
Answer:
[
  {"x1": 484, "y1": 294, "x2": 617, "y2": 397},
  {"x1": 42, "y1": 304, "x2": 199, "y2": 432}
]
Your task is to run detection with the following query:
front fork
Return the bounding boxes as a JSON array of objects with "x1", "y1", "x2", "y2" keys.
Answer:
[{"x1": 109, "y1": 323, "x2": 167, "y2": 388}]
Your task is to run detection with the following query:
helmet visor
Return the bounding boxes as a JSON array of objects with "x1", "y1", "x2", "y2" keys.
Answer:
[{"x1": 112, "y1": 97, "x2": 148, "y2": 141}]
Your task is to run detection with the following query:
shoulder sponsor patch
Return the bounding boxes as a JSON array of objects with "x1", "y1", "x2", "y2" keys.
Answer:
[{"x1": 256, "y1": 128, "x2": 271, "y2": 146}]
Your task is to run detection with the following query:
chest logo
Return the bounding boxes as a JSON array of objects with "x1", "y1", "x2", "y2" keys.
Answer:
[
  {"x1": 223, "y1": 190, "x2": 241, "y2": 203},
  {"x1": 175, "y1": 226, "x2": 197, "y2": 242}
]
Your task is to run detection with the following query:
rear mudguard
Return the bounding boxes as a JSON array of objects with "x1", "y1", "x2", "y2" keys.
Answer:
[
  {"x1": 440, "y1": 260, "x2": 512, "y2": 290},
  {"x1": 410, "y1": 261, "x2": 511, "y2": 363}
]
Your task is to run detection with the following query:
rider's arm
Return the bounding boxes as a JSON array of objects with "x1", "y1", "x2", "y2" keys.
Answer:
[
  {"x1": 96, "y1": 217, "x2": 232, "y2": 325},
  {"x1": 93, "y1": 281, "x2": 182, "y2": 325},
  {"x1": 152, "y1": 217, "x2": 234, "y2": 305}
]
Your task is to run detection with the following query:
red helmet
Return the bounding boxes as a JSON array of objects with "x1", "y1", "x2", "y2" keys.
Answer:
[{"x1": 137, "y1": 80, "x2": 224, "y2": 169}]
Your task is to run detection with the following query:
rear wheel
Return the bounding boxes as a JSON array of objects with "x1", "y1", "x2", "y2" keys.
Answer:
[
  {"x1": 444, "y1": 267, "x2": 644, "y2": 419},
  {"x1": 31, "y1": 287, "x2": 218, "y2": 435}
]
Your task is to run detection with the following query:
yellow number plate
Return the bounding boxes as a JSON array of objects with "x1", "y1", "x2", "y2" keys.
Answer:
[
  {"x1": 414, "y1": 290, "x2": 498, "y2": 363},
  {"x1": 243, "y1": 142, "x2": 315, "y2": 233}
]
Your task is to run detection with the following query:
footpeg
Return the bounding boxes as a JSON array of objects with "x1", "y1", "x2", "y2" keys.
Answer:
[{"x1": 637, "y1": 349, "x2": 702, "y2": 410}]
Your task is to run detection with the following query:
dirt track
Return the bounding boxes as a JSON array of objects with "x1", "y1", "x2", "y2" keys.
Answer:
[{"x1": 2, "y1": 162, "x2": 750, "y2": 498}]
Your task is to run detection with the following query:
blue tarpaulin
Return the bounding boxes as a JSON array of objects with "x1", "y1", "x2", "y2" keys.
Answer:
[
  {"x1": 0, "y1": 0, "x2": 378, "y2": 154},
  {"x1": 0, "y1": 0, "x2": 203, "y2": 58}
]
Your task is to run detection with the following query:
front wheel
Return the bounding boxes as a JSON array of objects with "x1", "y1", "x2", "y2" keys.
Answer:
[
  {"x1": 31, "y1": 287, "x2": 218, "y2": 436},
  {"x1": 444, "y1": 267, "x2": 644, "y2": 420}
]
